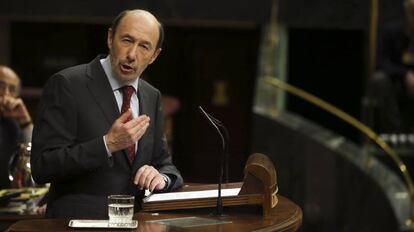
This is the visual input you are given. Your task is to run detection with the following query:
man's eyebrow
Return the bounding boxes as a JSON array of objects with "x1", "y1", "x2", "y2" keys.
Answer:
[
  {"x1": 120, "y1": 33, "x2": 154, "y2": 48},
  {"x1": 141, "y1": 41, "x2": 152, "y2": 46},
  {"x1": 121, "y1": 34, "x2": 135, "y2": 40},
  {"x1": 0, "y1": 80, "x2": 11, "y2": 86}
]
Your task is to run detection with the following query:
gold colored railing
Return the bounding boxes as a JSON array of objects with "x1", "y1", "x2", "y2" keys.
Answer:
[{"x1": 264, "y1": 76, "x2": 414, "y2": 227}]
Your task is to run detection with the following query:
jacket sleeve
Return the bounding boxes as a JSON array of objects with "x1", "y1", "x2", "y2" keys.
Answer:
[
  {"x1": 150, "y1": 91, "x2": 183, "y2": 191},
  {"x1": 31, "y1": 74, "x2": 109, "y2": 184}
]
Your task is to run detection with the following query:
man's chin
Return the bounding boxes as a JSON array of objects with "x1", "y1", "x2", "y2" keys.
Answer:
[
  {"x1": 114, "y1": 71, "x2": 138, "y2": 83},
  {"x1": 119, "y1": 75, "x2": 138, "y2": 83}
]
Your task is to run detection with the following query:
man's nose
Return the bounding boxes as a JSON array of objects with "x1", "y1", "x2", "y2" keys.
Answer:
[
  {"x1": 126, "y1": 46, "x2": 138, "y2": 62},
  {"x1": 4, "y1": 87, "x2": 11, "y2": 96}
]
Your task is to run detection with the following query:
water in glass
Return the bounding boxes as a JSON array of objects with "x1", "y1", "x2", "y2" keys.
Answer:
[{"x1": 108, "y1": 195, "x2": 134, "y2": 226}]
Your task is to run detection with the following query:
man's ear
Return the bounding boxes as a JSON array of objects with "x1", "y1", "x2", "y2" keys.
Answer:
[
  {"x1": 107, "y1": 28, "x2": 114, "y2": 51},
  {"x1": 149, "y1": 48, "x2": 162, "y2": 64}
]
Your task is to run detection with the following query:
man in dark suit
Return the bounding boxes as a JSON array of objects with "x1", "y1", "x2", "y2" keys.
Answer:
[
  {"x1": 0, "y1": 66, "x2": 33, "y2": 189},
  {"x1": 31, "y1": 9, "x2": 183, "y2": 218}
]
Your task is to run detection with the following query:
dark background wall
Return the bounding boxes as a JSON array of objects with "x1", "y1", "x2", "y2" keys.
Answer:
[
  {"x1": 0, "y1": 0, "x2": 407, "y2": 183},
  {"x1": 0, "y1": 0, "x2": 271, "y2": 22},
  {"x1": 0, "y1": 0, "x2": 403, "y2": 28},
  {"x1": 0, "y1": 0, "x2": 409, "y2": 231}
]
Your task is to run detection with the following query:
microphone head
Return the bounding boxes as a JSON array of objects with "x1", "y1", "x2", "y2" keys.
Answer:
[{"x1": 198, "y1": 105, "x2": 205, "y2": 113}]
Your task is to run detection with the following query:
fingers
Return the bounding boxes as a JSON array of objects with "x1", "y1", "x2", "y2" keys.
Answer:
[
  {"x1": 134, "y1": 165, "x2": 166, "y2": 192},
  {"x1": 118, "y1": 109, "x2": 133, "y2": 123},
  {"x1": 134, "y1": 165, "x2": 157, "y2": 189},
  {"x1": 120, "y1": 115, "x2": 150, "y2": 143},
  {"x1": 105, "y1": 114, "x2": 150, "y2": 153},
  {"x1": 124, "y1": 115, "x2": 149, "y2": 128},
  {"x1": 149, "y1": 176, "x2": 165, "y2": 192},
  {"x1": 0, "y1": 96, "x2": 18, "y2": 110},
  {"x1": 0, "y1": 97, "x2": 29, "y2": 121},
  {"x1": 126, "y1": 116, "x2": 150, "y2": 140}
]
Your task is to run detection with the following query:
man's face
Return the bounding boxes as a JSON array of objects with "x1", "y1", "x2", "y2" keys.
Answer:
[
  {"x1": 0, "y1": 69, "x2": 19, "y2": 98},
  {"x1": 107, "y1": 12, "x2": 161, "y2": 84}
]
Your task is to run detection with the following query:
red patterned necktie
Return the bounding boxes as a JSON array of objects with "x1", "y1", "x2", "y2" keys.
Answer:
[{"x1": 121, "y1": 85, "x2": 135, "y2": 163}]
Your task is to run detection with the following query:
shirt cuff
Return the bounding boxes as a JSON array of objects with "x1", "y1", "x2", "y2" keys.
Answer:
[
  {"x1": 21, "y1": 124, "x2": 33, "y2": 142},
  {"x1": 103, "y1": 136, "x2": 112, "y2": 158}
]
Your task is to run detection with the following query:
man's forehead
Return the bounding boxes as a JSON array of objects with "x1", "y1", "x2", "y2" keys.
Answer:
[
  {"x1": 0, "y1": 68, "x2": 19, "y2": 85},
  {"x1": 118, "y1": 12, "x2": 159, "y2": 38},
  {"x1": 126, "y1": 10, "x2": 158, "y2": 23}
]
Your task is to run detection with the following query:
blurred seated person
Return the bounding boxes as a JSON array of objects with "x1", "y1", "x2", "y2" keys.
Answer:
[
  {"x1": 369, "y1": 0, "x2": 414, "y2": 133},
  {"x1": 0, "y1": 65, "x2": 33, "y2": 189}
]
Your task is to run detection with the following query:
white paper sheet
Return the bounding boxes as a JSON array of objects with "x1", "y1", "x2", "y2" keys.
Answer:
[
  {"x1": 68, "y1": 220, "x2": 138, "y2": 229},
  {"x1": 143, "y1": 188, "x2": 241, "y2": 203}
]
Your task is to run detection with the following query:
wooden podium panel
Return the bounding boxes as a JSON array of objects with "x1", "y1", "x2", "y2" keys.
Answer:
[
  {"x1": 143, "y1": 153, "x2": 279, "y2": 217},
  {"x1": 8, "y1": 154, "x2": 302, "y2": 231},
  {"x1": 138, "y1": 195, "x2": 301, "y2": 232},
  {"x1": 7, "y1": 195, "x2": 302, "y2": 232}
]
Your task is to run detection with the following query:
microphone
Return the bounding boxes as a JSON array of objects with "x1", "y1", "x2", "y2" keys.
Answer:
[
  {"x1": 199, "y1": 109, "x2": 230, "y2": 183},
  {"x1": 198, "y1": 106, "x2": 229, "y2": 216}
]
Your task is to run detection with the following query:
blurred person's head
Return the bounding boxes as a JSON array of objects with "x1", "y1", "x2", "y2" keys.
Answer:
[
  {"x1": 107, "y1": 9, "x2": 162, "y2": 85},
  {"x1": 0, "y1": 66, "x2": 20, "y2": 98}
]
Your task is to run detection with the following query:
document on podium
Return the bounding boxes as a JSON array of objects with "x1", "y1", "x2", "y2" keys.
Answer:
[{"x1": 143, "y1": 188, "x2": 241, "y2": 203}]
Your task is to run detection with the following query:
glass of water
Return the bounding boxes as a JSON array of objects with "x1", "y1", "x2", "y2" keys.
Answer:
[{"x1": 108, "y1": 195, "x2": 135, "y2": 227}]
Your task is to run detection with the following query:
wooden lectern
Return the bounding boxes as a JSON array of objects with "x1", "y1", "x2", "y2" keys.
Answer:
[
  {"x1": 143, "y1": 153, "x2": 279, "y2": 218},
  {"x1": 7, "y1": 153, "x2": 302, "y2": 232}
]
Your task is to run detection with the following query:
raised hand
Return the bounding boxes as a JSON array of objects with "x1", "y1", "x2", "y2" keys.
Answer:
[{"x1": 104, "y1": 110, "x2": 150, "y2": 153}]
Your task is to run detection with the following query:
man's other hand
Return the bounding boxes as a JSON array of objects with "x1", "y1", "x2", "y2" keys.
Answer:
[{"x1": 134, "y1": 165, "x2": 166, "y2": 192}]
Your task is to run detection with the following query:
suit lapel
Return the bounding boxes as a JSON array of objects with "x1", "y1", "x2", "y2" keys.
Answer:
[{"x1": 86, "y1": 56, "x2": 120, "y2": 129}]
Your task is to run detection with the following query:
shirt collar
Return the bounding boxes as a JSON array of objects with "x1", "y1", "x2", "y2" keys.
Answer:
[{"x1": 100, "y1": 55, "x2": 139, "y2": 92}]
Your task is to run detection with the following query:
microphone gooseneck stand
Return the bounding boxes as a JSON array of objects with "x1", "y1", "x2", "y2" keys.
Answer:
[{"x1": 198, "y1": 106, "x2": 229, "y2": 216}]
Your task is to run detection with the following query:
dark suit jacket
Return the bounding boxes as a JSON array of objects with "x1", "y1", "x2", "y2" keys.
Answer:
[
  {"x1": 0, "y1": 118, "x2": 21, "y2": 189},
  {"x1": 31, "y1": 55, "x2": 183, "y2": 218}
]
